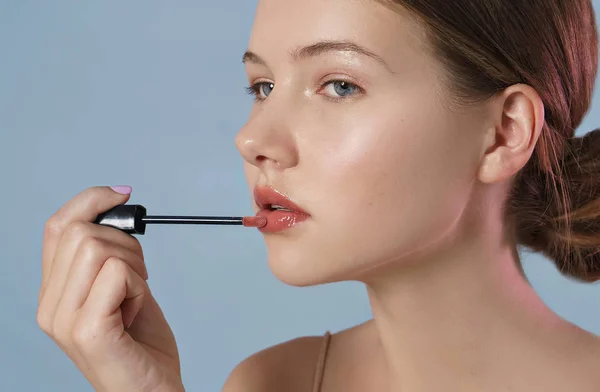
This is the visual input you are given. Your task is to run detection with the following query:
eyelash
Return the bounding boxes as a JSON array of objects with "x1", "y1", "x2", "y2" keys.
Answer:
[{"x1": 244, "y1": 80, "x2": 364, "y2": 103}]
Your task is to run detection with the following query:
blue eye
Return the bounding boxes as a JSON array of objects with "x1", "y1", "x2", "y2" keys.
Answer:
[
  {"x1": 245, "y1": 79, "x2": 363, "y2": 102},
  {"x1": 326, "y1": 81, "x2": 359, "y2": 97},
  {"x1": 260, "y1": 82, "x2": 274, "y2": 97},
  {"x1": 245, "y1": 82, "x2": 274, "y2": 101}
]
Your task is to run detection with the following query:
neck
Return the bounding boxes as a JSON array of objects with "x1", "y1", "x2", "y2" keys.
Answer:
[{"x1": 362, "y1": 192, "x2": 581, "y2": 391}]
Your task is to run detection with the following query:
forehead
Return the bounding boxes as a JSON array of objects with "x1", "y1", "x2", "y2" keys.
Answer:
[{"x1": 249, "y1": 0, "x2": 429, "y2": 70}]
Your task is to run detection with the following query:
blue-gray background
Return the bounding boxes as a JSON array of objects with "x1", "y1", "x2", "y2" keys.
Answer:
[{"x1": 1, "y1": 1, "x2": 599, "y2": 391}]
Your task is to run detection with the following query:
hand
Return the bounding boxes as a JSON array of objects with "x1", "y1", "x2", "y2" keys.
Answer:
[{"x1": 37, "y1": 186, "x2": 185, "y2": 392}]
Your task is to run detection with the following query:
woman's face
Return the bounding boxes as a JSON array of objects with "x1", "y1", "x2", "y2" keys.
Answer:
[{"x1": 235, "y1": 0, "x2": 488, "y2": 286}]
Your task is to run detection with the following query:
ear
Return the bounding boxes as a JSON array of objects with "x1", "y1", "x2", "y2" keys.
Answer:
[{"x1": 477, "y1": 83, "x2": 545, "y2": 184}]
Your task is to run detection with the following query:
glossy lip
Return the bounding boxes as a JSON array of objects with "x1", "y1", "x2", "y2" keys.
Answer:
[
  {"x1": 253, "y1": 185, "x2": 310, "y2": 216},
  {"x1": 253, "y1": 185, "x2": 311, "y2": 233}
]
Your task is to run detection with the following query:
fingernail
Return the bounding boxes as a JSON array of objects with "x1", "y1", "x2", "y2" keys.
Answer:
[{"x1": 110, "y1": 185, "x2": 132, "y2": 195}]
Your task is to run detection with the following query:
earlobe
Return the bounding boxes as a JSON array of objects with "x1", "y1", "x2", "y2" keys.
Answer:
[{"x1": 477, "y1": 84, "x2": 545, "y2": 185}]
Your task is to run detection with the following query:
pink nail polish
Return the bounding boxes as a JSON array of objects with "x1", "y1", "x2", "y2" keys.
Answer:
[{"x1": 110, "y1": 185, "x2": 132, "y2": 195}]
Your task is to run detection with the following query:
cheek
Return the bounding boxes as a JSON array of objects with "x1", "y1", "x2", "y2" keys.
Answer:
[{"x1": 301, "y1": 106, "x2": 476, "y2": 265}]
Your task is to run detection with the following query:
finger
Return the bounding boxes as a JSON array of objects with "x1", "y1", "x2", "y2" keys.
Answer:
[
  {"x1": 40, "y1": 219, "x2": 145, "y2": 311},
  {"x1": 40, "y1": 186, "x2": 132, "y2": 301},
  {"x1": 55, "y1": 237, "x2": 148, "y2": 325},
  {"x1": 52, "y1": 239, "x2": 147, "y2": 344},
  {"x1": 37, "y1": 222, "x2": 146, "y2": 336},
  {"x1": 72, "y1": 258, "x2": 147, "y2": 356}
]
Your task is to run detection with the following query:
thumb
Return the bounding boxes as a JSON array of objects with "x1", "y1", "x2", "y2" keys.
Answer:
[
  {"x1": 48, "y1": 186, "x2": 133, "y2": 231},
  {"x1": 108, "y1": 185, "x2": 134, "y2": 197}
]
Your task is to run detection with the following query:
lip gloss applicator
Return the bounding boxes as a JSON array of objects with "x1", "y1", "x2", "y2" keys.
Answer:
[{"x1": 93, "y1": 204, "x2": 267, "y2": 235}]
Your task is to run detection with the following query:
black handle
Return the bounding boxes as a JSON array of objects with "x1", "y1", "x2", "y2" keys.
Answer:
[{"x1": 93, "y1": 204, "x2": 147, "y2": 235}]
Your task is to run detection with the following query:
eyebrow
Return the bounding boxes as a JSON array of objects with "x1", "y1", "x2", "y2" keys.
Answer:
[{"x1": 242, "y1": 40, "x2": 392, "y2": 72}]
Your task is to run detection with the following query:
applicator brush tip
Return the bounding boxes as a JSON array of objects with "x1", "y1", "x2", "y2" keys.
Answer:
[{"x1": 242, "y1": 216, "x2": 268, "y2": 228}]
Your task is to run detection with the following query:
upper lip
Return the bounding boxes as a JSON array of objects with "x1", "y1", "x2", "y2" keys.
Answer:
[{"x1": 254, "y1": 185, "x2": 310, "y2": 215}]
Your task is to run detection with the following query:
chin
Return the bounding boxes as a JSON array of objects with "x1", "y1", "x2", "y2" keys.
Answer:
[
  {"x1": 263, "y1": 239, "x2": 369, "y2": 287},
  {"x1": 265, "y1": 246, "x2": 324, "y2": 287},
  {"x1": 262, "y1": 233, "x2": 349, "y2": 286}
]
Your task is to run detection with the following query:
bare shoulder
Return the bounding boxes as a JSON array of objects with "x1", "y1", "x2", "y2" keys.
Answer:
[{"x1": 221, "y1": 334, "x2": 326, "y2": 392}]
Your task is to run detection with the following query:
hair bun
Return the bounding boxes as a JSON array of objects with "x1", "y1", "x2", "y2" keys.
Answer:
[
  {"x1": 537, "y1": 128, "x2": 600, "y2": 282},
  {"x1": 565, "y1": 128, "x2": 600, "y2": 156}
]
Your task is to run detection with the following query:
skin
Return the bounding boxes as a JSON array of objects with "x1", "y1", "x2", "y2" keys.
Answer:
[
  {"x1": 37, "y1": 187, "x2": 184, "y2": 392},
  {"x1": 230, "y1": 0, "x2": 600, "y2": 391},
  {"x1": 37, "y1": 0, "x2": 600, "y2": 391}
]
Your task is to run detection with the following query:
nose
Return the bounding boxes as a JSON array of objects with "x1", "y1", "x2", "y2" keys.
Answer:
[{"x1": 235, "y1": 107, "x2": 299, "y2": 170}]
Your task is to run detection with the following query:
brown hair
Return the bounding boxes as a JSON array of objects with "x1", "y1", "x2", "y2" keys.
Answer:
[{"x1": 379, "y1": 0, "x2": 600, "y2": 282}]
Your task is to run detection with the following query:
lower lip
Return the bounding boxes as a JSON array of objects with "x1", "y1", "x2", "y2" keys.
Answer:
[{"x1": 256, "y1": 209, "x2": 310, "y2": 233}]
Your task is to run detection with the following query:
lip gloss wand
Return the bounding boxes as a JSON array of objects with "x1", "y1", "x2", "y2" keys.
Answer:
[{"x1": 93, "y1": 204, "x2": 267, "y2": 235}]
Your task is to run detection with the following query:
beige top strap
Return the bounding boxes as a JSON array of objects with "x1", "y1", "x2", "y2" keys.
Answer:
[{"x1": 311, "y1": 331, "x2": 332, "y2": 392}]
